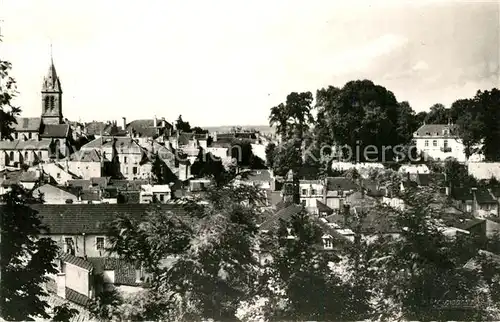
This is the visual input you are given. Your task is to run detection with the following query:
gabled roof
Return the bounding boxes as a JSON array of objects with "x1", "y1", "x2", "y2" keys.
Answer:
[
  {"x1": 81, "y1": 136, "x2": 143, "y2": 154},
  {"x1": 13, "y1": 117, "x2": 41, "y2": 132},
  {"x1": 84, "y1": 121, "x2": 125, "y2": 136},
  {"x1": 34, "y1": 184, "x2": 78, "y2": 200},
  {"x1": 20, "y1": 171, "x2": 38, "y2": 182},
  {"x1": 259, "y1": 204, "x2": 304, "y2": 231},
  {"x1": 27, "y1": 204, "x2": 186, "y2": 234},
  {"x1": 451, "y1": 187, "x2": 497, "y2": 204},
  {"x1": 316, "y1": 199, "x2": 333, "y2": 215},
  {"x1": 59, "y1": 252, "x2": 93, "y2": 271},
  {"x1": 326, "y1": 177, "x2": 357, "y2": 191},
  {"x1": 238, "y1": 169, "x2": 272, "y2": 182},
  {"x1": 67, "y1": 149, "x2": 104, "y2": 162},
  {"x1": 127, "y1": 119, "x2": 171, "y2": 138},
  {"x1": 414, "y1": 124, "x2": 458, "y2": 136},
  {"x1": 40, "y1": 124, "x2": 70, "y2": 138},
  {"x1": 87, "y1": 257, "x2": 141, "y2": 286},
  {"x1": 65, "y1": 288, "x2": 92, "y2": 308}
]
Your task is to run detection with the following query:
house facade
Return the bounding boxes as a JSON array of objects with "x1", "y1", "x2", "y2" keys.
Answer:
[{"x1": 413, "y1": 123, "x2": 483, "y2": 163}]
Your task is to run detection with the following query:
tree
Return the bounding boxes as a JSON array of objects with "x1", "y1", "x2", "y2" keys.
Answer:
[
  {"x1": 271, "y1": 138, "x2": 303, "y2": 177},
  {"x1": 315, "y1": 80, "x2": 407, "y2": 163},
  {"x1": 265, "y1": 142, "x2": 276, "y2": 168},
  {"x1": 424, "y1": 103, "x2": 450, "y2": 124},
  {"x1": 451, "y1": 98, "x2": 484, "y2": 160},
  {"x1": 269, "y1": 92, "x2": 314, "y2": 141},
  {"x1": 443, "y1": 158, "x2": 477, "y2": 190},
  {"x1": 191, "y1": 126, "x2": 208, "y2": 134},
  {"x1": 52, "y1": 303, "x2": 79, "y2": 322},
  {"x1": 0, "y1": 186, "x2": 60, "y2": 320},
  {"x1": 366, "y1": 186, "x2": 489, "y2": 320},
  {"x1": 175, "y1": 115, "x2": 191, "y2": 132},
  {"x1": 396, "y1": 101, "x2": 419, "y2": 144},
  {"x1": 105, "y1": 182, "x2": 265, "y2": 321}
]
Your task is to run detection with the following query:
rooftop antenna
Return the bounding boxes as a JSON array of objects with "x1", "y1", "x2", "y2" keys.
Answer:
[{"x1": 50, "y1": 41, "x2": 54, "y2": 64}]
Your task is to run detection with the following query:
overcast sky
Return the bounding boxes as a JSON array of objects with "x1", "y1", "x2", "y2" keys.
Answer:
[{"x1": 2, "y1": 0, "x2": 499, "y2": 126}]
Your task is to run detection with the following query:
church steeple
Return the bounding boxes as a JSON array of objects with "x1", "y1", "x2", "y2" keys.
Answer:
[{"x1": 41, "y1": 46, "x2": 63, "y2": 124}]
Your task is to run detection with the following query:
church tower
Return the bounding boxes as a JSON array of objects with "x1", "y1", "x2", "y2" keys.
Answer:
[{"x1": 41, "y1": 53, "x2": 63, "y2": 124}]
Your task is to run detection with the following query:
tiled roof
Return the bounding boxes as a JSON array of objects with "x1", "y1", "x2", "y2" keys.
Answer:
[
  {"x1": 80, "y1": 190, "x2": 101, "y2": 201},
  {"x1": 81, "y1": 137, "x2": 143, "y2": 154},
  {"x1": 87, "y1": 257, "x2": 140, "y2": 286},
  {"x1": 20, "y1": 171, "x2": 38, "y2": 182},
  {"x1": 59, "y1": 252, "x2": 94, "y2": 271},
  {"x1": 316, "y1": 199, "x2": 333, "y2": 214},
  {"x1": 13, "y1": 117, "x2": 41, "y2": 132},
  {"x1": 67, "y1": 149, "x2": 104, "y2": 162},
  {"x1": 414, "y1": 124, "x2": 458, "y2": 136},
  {"x1": 259, "y1": 204, "x2": 304, "y2": 231},
  {"x1": 40, "y1": 124, "x2": 70, "y2": 138},
  {"x1": 67, "y1": 179, "x2": 92, "y2": 189},
  {"x1": 127, "y1": 119, "x2": 171, "y2": 138},
  {"x1": 90, "y1": 177, "x2": 110, "y2": 188},
  {"x1": 326, "y1": 177, "x2": 357, "y2": 191},
  {"x1": 24, "y1": 204, "x2": 186, "y2": 234},
  {"x1": 0, "y1": 169, "x2": 22, "y2": 186},
  {"x1": 84, "y1": 121, "x2": 125, "y2": 136},
  {"x1": 65, "y1": 287, "x2": 92, "y2": 308},
  {"x1": 108, "y1": 179, "x2": 148, "y2": 190},
  {"x1": 476, "y1": 188, "x2": 497, "y2": 204}
]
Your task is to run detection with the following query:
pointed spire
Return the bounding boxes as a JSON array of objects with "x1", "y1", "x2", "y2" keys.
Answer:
[{"x1": 42, "y1": 43, "x2": 62, "y2": 92}]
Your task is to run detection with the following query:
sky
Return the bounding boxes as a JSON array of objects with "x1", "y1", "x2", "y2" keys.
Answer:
[{"x1": 1, "y1": 0, "x2": 499, "y2": 126}]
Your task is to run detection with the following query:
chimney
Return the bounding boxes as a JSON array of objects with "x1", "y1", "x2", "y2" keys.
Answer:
[
  {"x1": 471, "y1": 187, "x2": 478, "y2": 216},
  {"x1": 56, "y1": 272, "x2": 66, "y2": 299},
  {"x1": 407, "y1": 172, "x2": 410, "y2": 181},
  {"x1": 122, "y1": 117, "x2": 127, "y2": 131},
  {"x1": 153, "y1": 115, "x2": 157, "y2": 128}
]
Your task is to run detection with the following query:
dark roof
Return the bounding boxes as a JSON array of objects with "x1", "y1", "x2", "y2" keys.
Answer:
[
  {"x1": 0, "y1": 169, "x2": 22, "y2": 186},
  {"x1": 84, "y1": 121, "x2": 125, "y2": 136},
  {"x1": 490, "y1": 186, "x2": 500, "y2": 198},
  {"x1": 65, "y1": 288, "x2": 92, "y2": 308},
  {"x1": 87, "y1": 257, "x2": 141, "y2": 286},
  {"x1": 40, "y1": 124, "x2": 70, "y2": 138},
  {"x1": 127, "y1": 119, "x2": 171, "y2": 138},
  {"x1": 451, "y1": 187, "x2": 497, "y2": 204},
  {"x1": 67, "y1": 149, "x2": 104, "y2": 162},
  {"x1": 476, "y1": 188, "x2": 497, "y2": 204},
  {"x1": 0, "y1": 139, "x2": 52, "y2": 151},
  {"x1": 316, "y1": 199, "x2": 333, "y2": 215},
  {"x1": 326, "y1": 177, "x2": 357, "y2": 191},
  {"x1": 80, "y1": 190, "x2": 101, "y2": 201},
  {"x1": 19, "y1": 171, "x2": 38, "y2": 182},
  {"x1": 259, "y1": 204, "x2": 303, "y2": 231},
  {"x1": 414, "y1": 124, "x2": 458, "y2": 136},
  {"x1": 59, "y1": 252, "x2": 94, "y2": 271},
  {"x1": 90, "y1": 177, "x2": 110, "y2": 188},
  {"x1": 13, "y1": 117, "x2": 41, "y2": 132},
  {"x1": 25, "y1": 204, "x2": 186, "y2": 234},
  {"x1": 67, "y1": 179, "x2": 91, "y2": 189},
  {"x1": 108, "y1": 179, "x2": 148, "y2": 191}
]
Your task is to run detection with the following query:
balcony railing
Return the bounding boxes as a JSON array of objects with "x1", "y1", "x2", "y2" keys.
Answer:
[{"x1": 440, "y1": 147, "x2": 452, "y2": 152}]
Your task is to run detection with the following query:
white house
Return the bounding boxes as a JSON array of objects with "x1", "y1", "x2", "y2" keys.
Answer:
[{"x1": 413, "y1": 123, "x2": 483, "y2": 163}]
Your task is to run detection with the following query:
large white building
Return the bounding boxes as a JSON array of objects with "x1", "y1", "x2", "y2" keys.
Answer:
[{"x1": 413, "y1": 123, "x2": 483, "y2": 163}]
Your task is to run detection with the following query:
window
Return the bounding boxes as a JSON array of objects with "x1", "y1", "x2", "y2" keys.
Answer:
[
  {"x1": 301, "y1": 200, "x2": 306, "y2": 206},
  {"x1": 311, "y1": 189, "x2": 317, "y2": 195},
  {"x1": 159, "y1": 194, "x2": 164, "y2": 202},
  {"x1": 124, "y1": 167, "x2": 128, "y2": 174},
  {"x1": 444, "y1": 140, "x2": 448, "y2": 148},
  {"x1": 133, "y1": 167, "x2": 138, "y2": 175},
  {"x1": 24, "y1": 151, "x2": 28, "y2": 161},
  {"x1": 124, "y1": 156, "x2": 128, "y2": 164},
  {"x1": 424, "y1": 140, "x2": 429, "y2": 147},
  {"x1": 64, "y1": 237, "x2": 75, "y2": 255},
  {"x1": 301, "y1": 189, "x2": 307, "y2": 196},
  {"x1": 9, "y1": 151, "x2": 14, "y2": 161},
  {"x1": 96, "y1": 237, "x2": 105, "y2": 251},
  {"x1": 28, "y1": 132, "x2": 32, "y2": 139},
  {"x1": 323, "y1": 238, "x2": 333, "y2": 249},
  {"x1": 38, "y1": 151, "x2": 42, "y2": 159},
  {"x1": 433, "y1": 140, "x2": 437, "y2": 147},
  {"x1": 14, "y1": 133, "x2": 18, "y2": 139},
  {"x1": 57, "y1": 173, "x2": 61, "y2": 179},
  {"x1": 44, "y1": 97, "x2": 50, "y2": 110},
  {"x1": 50, "y1": 96, "x2": 55, "y2": 109}
]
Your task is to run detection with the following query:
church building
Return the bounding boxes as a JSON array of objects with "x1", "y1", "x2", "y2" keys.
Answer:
[{"x1": 0, "y1": 56, "x2": 74, "y2": 168}]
